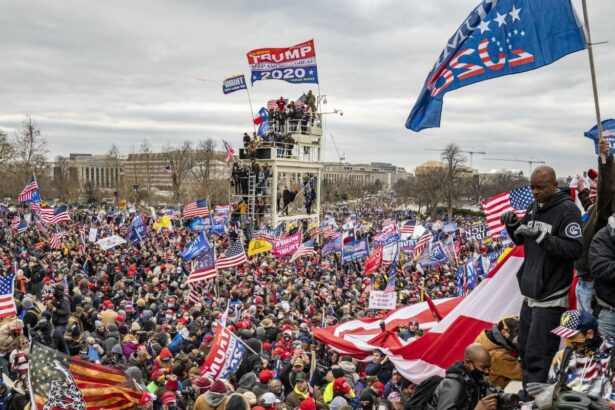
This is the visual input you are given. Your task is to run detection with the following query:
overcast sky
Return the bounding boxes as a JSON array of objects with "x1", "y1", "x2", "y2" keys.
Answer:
[{"x1": 1, "y1": 0, "x2": 613, "y2": 177}]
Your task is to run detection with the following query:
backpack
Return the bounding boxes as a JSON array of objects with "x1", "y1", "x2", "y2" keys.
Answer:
[{"x1": 405, "y1": 375, "x2": 443, "y2": 410}]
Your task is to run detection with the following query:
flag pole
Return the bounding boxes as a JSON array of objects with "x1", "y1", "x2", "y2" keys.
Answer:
[
  {"x1": 245, "y1": 85, "x2": 257, "y2": 135},
  {"x1": 581, "y1": 0, "x2": 605, "y2": 163}
]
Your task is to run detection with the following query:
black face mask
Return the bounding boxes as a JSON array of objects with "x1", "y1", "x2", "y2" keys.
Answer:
[{"x1": 469, "y1": 362, "x2": 489, "y2": 382}]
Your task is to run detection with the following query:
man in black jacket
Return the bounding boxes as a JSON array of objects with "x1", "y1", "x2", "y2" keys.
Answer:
[
  {"x1": 500, "y1": 166, "x2": 583, "y2": 389},
  {"x1": 51, "y1": 284, "x2": 71, "y2": 354},
  {"x1": 588, "y1": 216, "x2": 615, "y2": 338},
  {"x1": 429, "y1": 344, "x2": 498, "y2": 410},
  {"x1": 574, "y1": 140, "x2": 615, "y2": 312}
]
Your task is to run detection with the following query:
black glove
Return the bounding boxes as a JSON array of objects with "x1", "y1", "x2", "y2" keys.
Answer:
[
  {"x1": 500, "y1": 211, "x2": 519, "y2": 226},
  {"x1": 515, "y1": 224, "x2": 541, "y2": 240}
]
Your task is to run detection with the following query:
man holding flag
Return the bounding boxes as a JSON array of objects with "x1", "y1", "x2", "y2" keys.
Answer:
[{"x1": 500, "y1": 165, "x2": 582, "y2": 394}]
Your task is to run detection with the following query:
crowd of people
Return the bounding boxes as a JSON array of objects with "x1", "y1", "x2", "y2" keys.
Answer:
[{"x1": 0, "y1": 141, "x2": 612, "y2": 409}]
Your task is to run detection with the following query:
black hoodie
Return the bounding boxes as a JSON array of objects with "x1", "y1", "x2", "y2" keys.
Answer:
[{"x1": 507, "y1": 190, "x2": 582, "y2": 302}]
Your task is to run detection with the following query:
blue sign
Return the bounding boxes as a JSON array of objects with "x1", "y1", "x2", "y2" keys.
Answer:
[
  {"x1": 442, "y1": 223, "x2": 457, "y2": 233},
  {"x1": 342, "y1": 238, "x2": 370, "y2": 264},
  {"x1": 406, "y1": 0, "x2": 586, "y2": 132},
  {"x1": 222, "y1": 74, "x2": 248, "y2": 94},
  {"x1": 181, "y1": 232, "x2": 212, "y2": 260},
  {"x1": 401, "y1": 239, "x2": 417, "y2": 254}
]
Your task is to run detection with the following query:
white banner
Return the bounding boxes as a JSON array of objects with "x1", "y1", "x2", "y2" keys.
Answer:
[
  {"x1": 96, "y1": 235, "x2": 126, "y2": 250},
  {"x1": 88, "y1": 227, "x2": 98, "y2": 243},
  {"x1": 369, "y1": 291, "x2": 397, "y2": 310}
]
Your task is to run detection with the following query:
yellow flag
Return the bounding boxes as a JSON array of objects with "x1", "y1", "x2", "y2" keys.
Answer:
[
  {"x1": 248, "y1": 239, "x2": 273, "y2": 257},
  {"x1": 118, "y1": 200, "x2": 127, "y2": 209},
  {"x1": 153, "y1": 215, "x2": 172, "y2": 232}
]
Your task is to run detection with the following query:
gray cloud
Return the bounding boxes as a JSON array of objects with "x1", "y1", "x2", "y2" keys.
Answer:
[{"x1": 0, "y1": 0, "x2": 613, "y2": 178}]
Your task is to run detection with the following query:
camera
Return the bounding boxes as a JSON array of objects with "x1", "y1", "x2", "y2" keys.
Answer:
[{"x1": 486, "y1": 387, "x2": 519, "y2": 410}]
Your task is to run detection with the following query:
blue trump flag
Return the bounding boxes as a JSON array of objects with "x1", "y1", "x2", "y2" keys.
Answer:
[
  {"x1": 181, "y1": 232, "x2": 212, "y2": 260},
  {"x1": 222, "y1": 74, "x2": 247, "y2": 94},
  {"x1": 584, "y1": 119, "x2": 615, "y2": 155},
  {"x1": 406, "y1": 0, "x2": 586, "y2": 132}
]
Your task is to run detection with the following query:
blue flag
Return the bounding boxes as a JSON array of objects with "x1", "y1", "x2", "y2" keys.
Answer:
[
  {"x1": 322, "y1": 235, "x2": 343, "y2": 256},
  {"x1": 406, "y1": 0, "x2": 586, "y2": 132},
  {"x1": 584, "y1": 119, "x2": 615, "y2": 155},
  {"x1": 222, "y1": 74, "x2": 248, "y2": 94},
  {"x1": 181, "y1": 232, "x2": 212, "y2": 260}
]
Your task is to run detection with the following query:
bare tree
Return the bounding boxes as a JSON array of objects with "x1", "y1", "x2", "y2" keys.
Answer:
[
  {"x1": 140, "y1": 139, "x2": 153, "y2": 199},
  {"x1": 164, "y1": 141, "x2": 195, "y2": 202},
  {"x1": 0, "y1": 130, "x2": 14, "y2": 166},
  {"x1": 14, "y1": 116, "x2": 48, "y2": 183},
  {"x1": 468, "y1": 173, "x2": 492, "y2": 205},
  {"x1": 441, "y1": 143, "x2": 466, "y2": 220},
  {"x1": 191, "y1": 139, "x2": 217, "y2": 198},
  {"x1": 414, "y1": 167, "x2": 447, "y2": 217}
]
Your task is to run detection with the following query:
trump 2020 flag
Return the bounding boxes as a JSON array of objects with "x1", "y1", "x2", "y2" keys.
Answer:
[{"x1": 406, "y1": 0, "x2": 586, "y2": 132}]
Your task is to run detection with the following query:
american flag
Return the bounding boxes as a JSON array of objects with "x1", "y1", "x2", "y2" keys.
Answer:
[
  {"x1": 50, "y1": 231, "x2": 68, "y2": 249},
  {"x1": 253, "y1": 228, "x2": 281, "y2": 243},
  {"x1": 413, "y1": 231, "x2": 432, "y2": 256},
  {"x1": 216, "y1": 240, "x2": 248, "y2": 270},
  {"x1": 294, "y1": 94, "x2": 307, "y2": 109},
  {"x1": 160, "y1": 164, "x2": 172, "y2": 174},
  {"x1": 29, "y1": 342, "x2": 143, "y2": 409},
  {"x1": 0, "y1": 274, "x2": 16, "y2": 318},
  {"x1": 10, "y1": 215, "x2": 21, "y2": 231},
  {"x1": 290, "y1": 239, "x2": 316, "y2": 263},
  {"x1": 183, "y1": 199, "x2": 210, "y2": 220},
  {"x1": 222, "y1": 140, "x2": 235, "y2": 164},
  {"x1": 322, "y1": 226, "x2": 340, "y2": 240},
  {"x1": 483, "y1": 186, "x2": 533, "y2": 237},
  {"x1": 321, "y1": 260, "x2": 332, "y2": 270},
  {"x1": 266, "y1": 100, "x2": 277, "y2": 111},
  {"x1": 399, "y1": 220, "x2": 416, "y2": 235},
  {"x1": 18, "y1": 176, "x2": 39, "y2": 202},
  {"x1": 187, "y1": 247, "x2": 217, "y2": 284},
  {"x1": 188, "y1": 282, "x2": 205, "y2": 305},
  {"x1": 39, "y1": 205, "x2": 71, "y2": 224}
]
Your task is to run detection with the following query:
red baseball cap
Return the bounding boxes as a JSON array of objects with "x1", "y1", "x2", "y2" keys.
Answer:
[
  {"x1": 161, "y1": 391, "x2": 176, "y2": 405},
  {"x1": 333, "y1": 378, "x2": 351, "y2": 394}
]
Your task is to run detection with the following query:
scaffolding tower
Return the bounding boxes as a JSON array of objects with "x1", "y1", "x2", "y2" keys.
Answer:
[{"x1": 230, "y1": 114, "x2": 323, "y2": 230}]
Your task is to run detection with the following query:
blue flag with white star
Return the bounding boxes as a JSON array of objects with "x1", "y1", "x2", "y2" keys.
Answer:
[{"x1": 406, "y1": 0, "x2": 586, "y2": 132}]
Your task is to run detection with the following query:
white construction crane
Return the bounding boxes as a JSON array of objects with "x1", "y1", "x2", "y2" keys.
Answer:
[
  {"x1": 330, "y1": 134, "x2": 346, "y2": 164},
  {"x1": 424, "y1": 148, "x2": 486, "y2": 167},
  {"x1": 484, "y1": 158, "x2": 546, "y2": 175}
]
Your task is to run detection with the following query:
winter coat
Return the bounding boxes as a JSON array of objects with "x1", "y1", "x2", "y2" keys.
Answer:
[
  {"x1": 575, "y1": 154, "x2": 615, "y2": 275},
  {"x1": 589, "y1": 226, "x2": 615, "y2": 309},
  {"x1": 429, "y1": 361, "x2": 487, "y2": 410},
  {"x1": 0, "y1": 320, "x2": 23, "y2": 354},
  {"x1": 365, "y1": 359, "x2": 394, "y2": 384},
  {"x1": 285, "y1": 385, "x2": 325, "y2": 410},
  {"x1": 474, "y1": 328, "x2": 521, "y2": 388},
  {"x1": 506, "y1": 190, "x2": 582, "y2": 301},
  {"x1": 193, "y1": 395, "x2": 228, "y2": 410}
]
